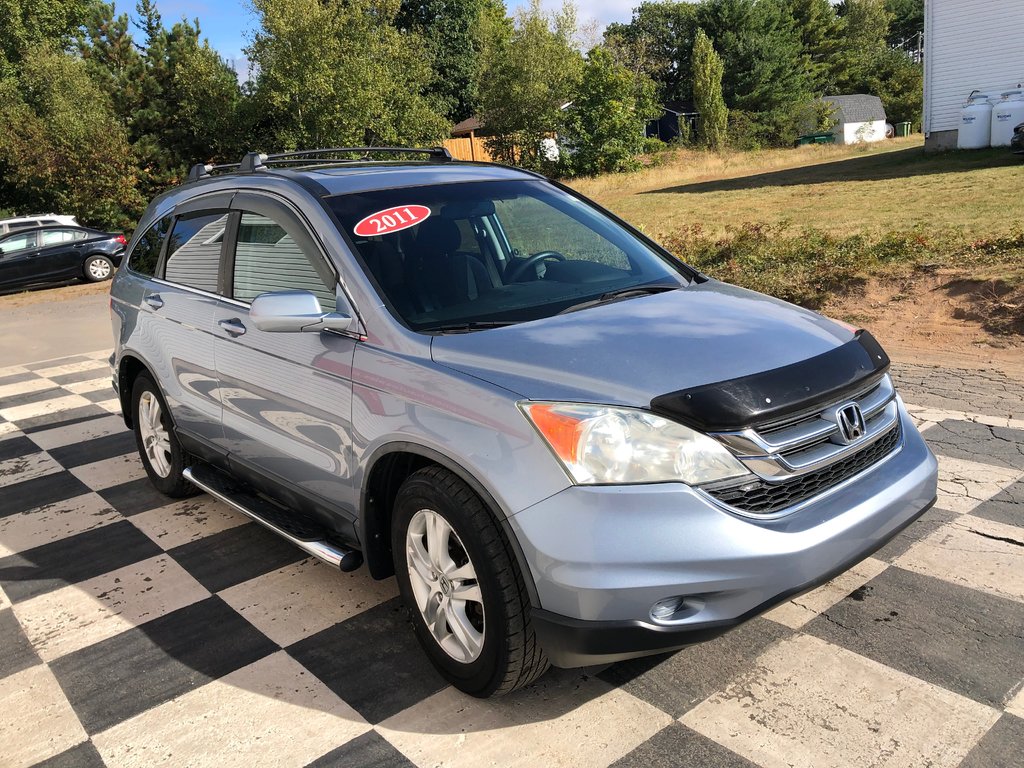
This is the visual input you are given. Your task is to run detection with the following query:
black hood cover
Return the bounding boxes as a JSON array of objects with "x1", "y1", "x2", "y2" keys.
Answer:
[{"x1": 650, "y1": 330, "x2": 890, "y2": 432}]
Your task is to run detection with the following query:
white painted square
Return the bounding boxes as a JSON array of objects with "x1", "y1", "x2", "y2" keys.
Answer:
[
  {"x1": 0, "y1": 450, "x2": 61, "y2": 489},
  {"x1": 220, "y1": 557, "x2": 398, "y2": 647},
  {"x1": 93, "y1": 651, "x2": 369, "y2": 768},
  {"x1": 0, "y1": 421, "x2": 17, "y2": 438},
  {"x1": 935, "y1": 455, "x2": 1022, "y2": 514},
  {"x1": 896, "y1": 517, "x2": 1024, "y2": 604},
  {"x1": 0, "y1": 584, "x2": 10, "y2": 611},
  {"x1": 0, "y1": 377, "x2": 55, "y2": 401},
  {"x1": 378, "y1": 670, "x2": 672, "y2": 768},
  {"x1": 96, "y1": 398, "x2": 123, "y2": 415},
  {"x1": 0, "y1": 393, "x2": 93, "y2": 423},
  {"x1": 681, "y1": 634, "x2": 999, "y2": 768},
  {"x1": 28, "y1": 414, "x2": 128, "y2": 451},
  {"x1": 1007, "y1": 684, "x2": 1024, "y2": 719},
  {"x1": 131, "y1": 496, "x2": 248, "y2": 550},
  {"x1": 0, "y1": 665, "x2": 88, "y2": 768},
  {"x1": 0, "y1": 492, "x2": 120, "y2": 558},
  {"x1": 765, "y1": 557, "x2": 889, "y2": 629},
  {"x1": 70, "y1": 453, "x2": 145, "y2": 490},
  {"x1": 32, "y1": 360, "x2": 109, "y2": 379},
  {"x1": 14, "y1": 554, "x2": 209, "y2": 662},
  {"x1": 64, "y1": 377, "x2": 113, "y2": 395}
]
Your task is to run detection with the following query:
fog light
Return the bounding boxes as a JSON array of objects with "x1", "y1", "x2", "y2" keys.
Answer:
[{"x1": 650, "y1": 596, "x2": 705, "y2": 624}]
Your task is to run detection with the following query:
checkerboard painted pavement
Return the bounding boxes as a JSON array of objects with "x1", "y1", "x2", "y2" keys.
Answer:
[{"x1": 1, "y1": 351, "x2": 1022, "y2": 768}]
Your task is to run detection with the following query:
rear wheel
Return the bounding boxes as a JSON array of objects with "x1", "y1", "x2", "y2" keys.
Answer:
[
  {"x1": 392, "y1": 466, "x2": 548, "y2": 697},
  {"x1": 131, "y1": 374, "x2": 198, "y2": 498},
  {"x1": 83, "y1": 255, "x2": 114, "y2": 282}
]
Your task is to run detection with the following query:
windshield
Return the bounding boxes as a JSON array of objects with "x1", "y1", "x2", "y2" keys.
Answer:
[{"x1": 326, "y1": 179, "x2": 692, "y2": 332}]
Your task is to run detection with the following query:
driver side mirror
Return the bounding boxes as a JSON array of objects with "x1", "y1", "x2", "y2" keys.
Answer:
[{"x1": 249, "y1": 290, "x2": 353, "y2": 333}]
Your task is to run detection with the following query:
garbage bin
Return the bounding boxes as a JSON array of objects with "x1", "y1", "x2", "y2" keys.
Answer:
[
  {"x1": 796, "y1": 132, "x2": 837, "y2": 146},
  {"x1": 896, "y1": 122, "x2": 912, "y2": 137}
]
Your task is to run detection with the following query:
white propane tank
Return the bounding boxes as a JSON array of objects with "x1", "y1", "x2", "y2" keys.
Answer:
[
  {"x1": 958, "y1": 92, "x2": 993, "y2": 149},
  {"x1": 991, "y1": 91, "x2": 1024, "y2": 147}
]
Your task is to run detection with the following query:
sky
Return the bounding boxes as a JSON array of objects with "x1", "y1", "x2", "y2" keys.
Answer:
[{"x1": 119, "y1": 0, "x2": 641, "y2": 67}]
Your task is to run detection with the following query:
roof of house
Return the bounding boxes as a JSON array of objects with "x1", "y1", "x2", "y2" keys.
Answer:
[
  {"x1": 823, "y1": 94, "x2": 887, "y2": 123},
  {"x1": 451, "y1": 116, "x2": 483, "y2": 136}
]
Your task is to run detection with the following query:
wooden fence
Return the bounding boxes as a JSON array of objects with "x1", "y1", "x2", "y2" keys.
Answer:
[{"x1": 442, "y1": 136, "x2": 496, "y2": 162}]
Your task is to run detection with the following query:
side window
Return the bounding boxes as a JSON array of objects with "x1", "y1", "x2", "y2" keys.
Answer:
[
  {"x1": 0, "y1": 232, "x2": 37, "y2": 254},
  {"x1": 233, "y1": 212, "x2": 336, "y2": 311},
  {"x1": 41, "y1": 230, "x2": 76, "y2": 246},
  {"x1": 73, "y1": 230, "x2": 90, "y2": 241},
  {"x1": 163, "y1": 211, "x2": 228, "y2": 293},
  {"x1": 128, "y1": 215, "x2": 171, "y2": 277}
]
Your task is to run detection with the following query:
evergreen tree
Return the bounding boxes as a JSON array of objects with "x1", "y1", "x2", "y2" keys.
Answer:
[
  {"x1": 781, "y1": 0, "x2": 842, "y2": 93},
  {"x1": 691, "y1": 29, "x2": 727, "y2": 150}
]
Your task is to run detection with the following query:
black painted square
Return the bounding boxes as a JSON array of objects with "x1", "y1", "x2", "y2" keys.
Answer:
[
  {"x1": 0, "y1": 607, "x2": 40, "y2": 678},
  {"x1": 970, "y1": 479, "x2": 1023, "y2": 529},
  {"x1": 0, "y1": 386, "x2": 64, "y2": 408},
  {"x1": 959, "y1": 713, "x2": 1024, "y2": 768},
  {"x1": 287, "y1": 598, "x2": 447, "y2": 724},
  {"x1": 805, "y1": 566, "x2": 1024, "y2": 708},
  {"x1": 30, "y1": 740, "x2": 106, "y2": 768},
  {"x1": 17, "y1": 406, "x2": 108, "y2": 433},
  {"x1": 599, "y1": 617, "x2": 792, "y2": 718},
  {"x1": 25, "y1": 356, "x2": 91, "y2": 370},
  {"x1": 305, "y1": 730, "x2": 415, "y2": 768},
  {"x1": 167, "y1": 523, "x2": 305, "y2": 593},
  {"x1": 49, "y1": 596, "x2": 276, "y2": 734},
  {"x1": 47, "y1": 431, "x2": 136, "y2": 469},
  {"x1": 0, "y1": 520, "x2": 162, "y2": 603},
  {"x1": 99, "y1": 477, "x2": 174, "y2": 517},
  {"x1": 611, "y1": 722, "x2": 758, "y2": 768},
  {"x1": 926, "y1": 420, "x2": 1024, "y2": 471},
  {"x1": 50, "y1": 367, "x2": 111, "y2": 386},
  {"x1": 0, "y1": 435, "x2": 38, "y2": 462},
  {"x1": 0, "y1": 471, "x2": 91, "y2": 518}
]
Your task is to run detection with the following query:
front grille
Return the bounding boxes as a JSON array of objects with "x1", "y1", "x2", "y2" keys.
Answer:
[{"x1": 705, "y1": 423, "x2": 902, "y2": 515}]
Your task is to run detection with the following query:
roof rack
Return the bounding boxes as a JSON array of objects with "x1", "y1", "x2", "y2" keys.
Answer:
[{"x1": 186, "y1": 146, "x2": 452, "y2": 182}]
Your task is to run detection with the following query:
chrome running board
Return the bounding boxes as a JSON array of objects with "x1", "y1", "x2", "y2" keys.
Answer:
[{"x1": 183, "y1": 465, "x2": 363, "y2": 572}]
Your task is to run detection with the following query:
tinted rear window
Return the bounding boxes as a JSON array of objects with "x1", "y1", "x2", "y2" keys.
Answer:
[{"x1": 128, "y1": 215, "x2": 171, "y2": 277}]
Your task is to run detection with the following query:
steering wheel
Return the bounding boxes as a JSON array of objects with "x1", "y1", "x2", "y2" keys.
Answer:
[{"x1": 506, "y1": 250, "x2": 566, "y2": 283}]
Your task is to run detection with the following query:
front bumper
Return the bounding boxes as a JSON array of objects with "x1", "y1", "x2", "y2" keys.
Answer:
[{"x1": 509, "y1": 403, "x2": 937, "y2": 667}]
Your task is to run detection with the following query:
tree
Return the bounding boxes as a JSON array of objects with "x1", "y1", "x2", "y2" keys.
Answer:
[
  {"x1": 603, "y1": 2, "x2": 698, "y2": 103},
  {"x1": 0, "y1": 48, "x2": 143, "y2": 229},
  {"x1": 0, "y1": 0, "x2": 98, "y2": 75},
  {"x1": 247, "y1": 0, "x2": 449, "y2": 150},
  {"x1": 396, "y1": 0, "x2": 503, "y2": 123},
  {"x1": 781, "y1": 0, "x2": 842, "y2": 93},
  {"x1": 884, "y1": 0, "x2": 923, "y2": 47},
  {"x1": 691, "y1": 29, "x2": 727, "y2": 150},
  {"x1": 477, "y1": 0, "x2": 583, "y2": 168},
  {"x1": 560, "y1": 46, "x2": 660, "y2": 175},
  {"x1": 696, "y1": 0, "x2": 812, "y2": 145}
]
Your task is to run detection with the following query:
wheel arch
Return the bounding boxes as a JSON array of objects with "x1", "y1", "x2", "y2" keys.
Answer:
[
  {"x1": 359, "y1": 441, "x2": 541, "y2": 608},
  {"x1": 116, "y1": 353, "x2": 154, "y2": 429}
]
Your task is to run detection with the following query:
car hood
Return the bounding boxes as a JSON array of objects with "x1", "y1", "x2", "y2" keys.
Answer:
[{"x1": 430, "y1": 281, "x2": 854, "y2": 407}]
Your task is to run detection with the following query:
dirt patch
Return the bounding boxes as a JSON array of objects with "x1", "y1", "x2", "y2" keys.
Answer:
[
  {"x1": 825, "y1": 271, "x2": 1024, "y2": 376},
  {"x1": 0, "y1": 279, "x2": 110, "y2": 308}
]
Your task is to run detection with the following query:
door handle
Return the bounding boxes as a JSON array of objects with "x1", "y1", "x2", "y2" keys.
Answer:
[
  {"x1": 218, "y1": 318, "x2": 247, "y2": 337},
  {"x1": 144, "y1": 294, "x2": 164, "y2": 310}
]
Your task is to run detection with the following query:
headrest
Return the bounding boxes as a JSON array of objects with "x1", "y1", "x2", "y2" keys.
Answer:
[{"x1": 415, "y1": 216, "x2": 462, "y2": 260}]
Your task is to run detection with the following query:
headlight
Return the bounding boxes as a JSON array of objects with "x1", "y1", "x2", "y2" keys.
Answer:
[{"x1": 520, "y1": 402, "x2": 752, "y2": 486}]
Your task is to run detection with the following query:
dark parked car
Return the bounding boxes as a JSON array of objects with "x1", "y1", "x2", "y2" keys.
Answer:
[
  {"x1": 0, "y1": 226, "x2": 127, "y2": 290},
  {"x1": 1012, "y1": 122, "x2": 1024, "y2": 155}
]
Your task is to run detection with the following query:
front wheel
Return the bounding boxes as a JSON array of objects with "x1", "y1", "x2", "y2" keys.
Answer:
[
  {"x1": 392, "y1": 466, "x2": 548, "y2": 697},
  {"x1": 83, "y1": 254, "x2": 114, "y2": 282},
  {"x1": 131, "y1": 374, "x2": 199, "y2": 498}
]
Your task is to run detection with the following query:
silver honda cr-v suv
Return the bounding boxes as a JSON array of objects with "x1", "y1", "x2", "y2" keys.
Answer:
[{"x1": 109, "y1": 147, "x2": 938, "y2": 697}]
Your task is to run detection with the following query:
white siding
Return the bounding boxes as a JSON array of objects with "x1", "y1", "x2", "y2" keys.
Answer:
[{"x1": 925, "y1": 0, "x2": 1024, "y2": 135}]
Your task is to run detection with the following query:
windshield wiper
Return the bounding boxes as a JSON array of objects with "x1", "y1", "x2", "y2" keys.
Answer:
[
  {"x1": 556, "y1": 283, "x2": 680, "y2": 316},
  {"x1": 427, "y1": 320, "x2": 518, "y2": 334}
]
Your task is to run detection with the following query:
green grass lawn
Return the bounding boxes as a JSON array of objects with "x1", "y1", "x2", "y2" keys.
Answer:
[
  {"x1": 572, "y1": 137, "x2": 1022, "y2": 239},
  {"x1": 568, "y1": 138, "x2": 1024, "y2": 333}
]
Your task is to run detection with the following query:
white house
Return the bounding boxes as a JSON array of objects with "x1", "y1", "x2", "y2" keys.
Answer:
[
  {"x1": 924, "y1": 0, "x2": 1024, "y2": 151},
  {"x1": 822, "y1": 95, "x2": 888, "y2": 145}
]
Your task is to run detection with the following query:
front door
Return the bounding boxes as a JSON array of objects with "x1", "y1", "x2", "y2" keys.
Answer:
[
  {"x1": 0, "y1": 231, "x2": 39, "y2": 288},
  {"x1": 212, "y1": 194, "x2": 360, "y2": 523}
]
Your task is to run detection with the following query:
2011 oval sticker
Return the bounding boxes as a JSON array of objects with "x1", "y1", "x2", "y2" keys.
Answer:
[{"x1": 353, "y1": 205, "x2": 431, "y2": 237}]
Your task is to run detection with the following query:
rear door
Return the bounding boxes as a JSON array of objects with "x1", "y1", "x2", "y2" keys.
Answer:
[
  {"x1": 211, "y1": 191, "x2": 360, "y2": 523},
  {"x1": 36, "y1": 229, "x2": 85, "y2": 281},
  {"x1": 0, "y1": 231, "x2": 39, "y2": 287}
]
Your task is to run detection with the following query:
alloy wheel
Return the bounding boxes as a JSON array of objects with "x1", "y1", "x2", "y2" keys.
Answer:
[
  {"x1": 406, "y1": 509, "x2": 486, "y2": 663},
  {"x1": 138, "y1": 390, "x2": 172, "y2": 478}
]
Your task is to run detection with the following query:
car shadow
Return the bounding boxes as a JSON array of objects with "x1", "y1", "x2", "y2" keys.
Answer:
[{"x1": 642, "y1": 147, "x2": 1020, "y2": 196}]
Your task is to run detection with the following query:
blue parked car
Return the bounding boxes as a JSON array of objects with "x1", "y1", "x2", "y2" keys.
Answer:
[{"x1": 108, "y1": 147, "x2": 938, "y2": 697}]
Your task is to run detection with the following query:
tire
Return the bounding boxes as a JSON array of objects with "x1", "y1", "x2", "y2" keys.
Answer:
[
  {"x1": 392, "y1": 465, "x2": 549, "y2": 697},
  {"x1": 131, "y1": 373, "x2": 199, "y2": 498},
  {"x1": 83, "y1": 254, "x2": 114, "y2": 282}
]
